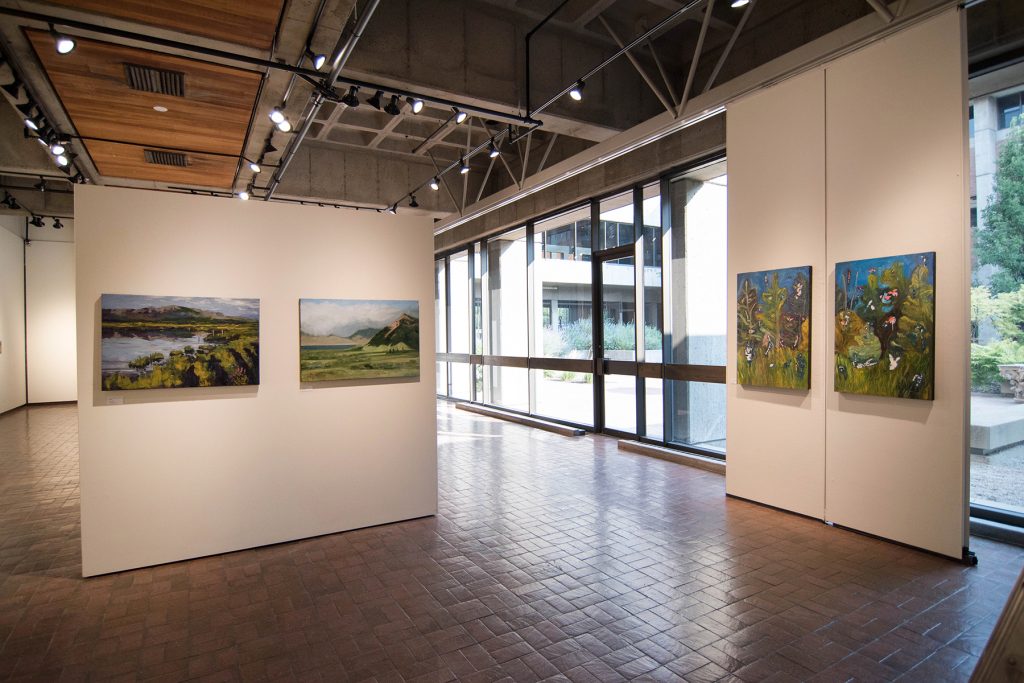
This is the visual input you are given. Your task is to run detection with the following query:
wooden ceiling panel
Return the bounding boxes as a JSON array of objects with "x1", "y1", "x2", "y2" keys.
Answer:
[
  {"x1": 27, "y1": 30, "x2": 260, "y2": 187},
  {"x1": 83, "y1": 139, "x2": 239, "y2": 187},
  {"x1": 42, "y1": 0, "x2": 286, "y2": 51}
]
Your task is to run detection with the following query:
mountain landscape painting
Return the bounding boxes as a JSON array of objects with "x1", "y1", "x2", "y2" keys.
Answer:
[
  {"x1": 299, "y1": 299, "x2": 420, "y2": 381},
  {"x1": 101, "y1": 294, "x2": 259, "y2": 390},
  {"x1": 835, "y1": 252, "x2": 935, "y2": 400},
  {"x1": 737, "y1": 266, "x2": 812, "y2": 390}
]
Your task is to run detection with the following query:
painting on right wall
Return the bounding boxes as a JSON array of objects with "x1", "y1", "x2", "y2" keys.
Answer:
[{"x1": 834, "y1": 252, "x2": 935, "y2": 400}]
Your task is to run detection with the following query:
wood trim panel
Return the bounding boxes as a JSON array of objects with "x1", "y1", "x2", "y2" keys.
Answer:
[
  {"x1": 43, "y1": 0, "x2": 286, "y2": 51},
  {"x1": 529, "y1": 357, "x2": 594, "y2": 373},
  {"x1": 663, "y1": 364, "x2": 726, "y2": 383}
]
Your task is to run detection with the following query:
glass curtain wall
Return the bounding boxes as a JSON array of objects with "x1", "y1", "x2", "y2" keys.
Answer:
[
  {"x1": 434, "y1": 258, "x2": 447, "y2": 395},
  {"x1": 435, "y1": 157, "x2": 728, "y2": 459}
]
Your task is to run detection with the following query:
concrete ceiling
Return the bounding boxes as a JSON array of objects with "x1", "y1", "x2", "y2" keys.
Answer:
[{"x1": 0, "y1": 0, "x2": 1021, "y2": 225}]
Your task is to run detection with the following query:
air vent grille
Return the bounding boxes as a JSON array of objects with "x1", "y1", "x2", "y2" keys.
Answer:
[
  {"x1": 124, "y1": 63, "x2": 186, "y2": 97},
  {"x1": 143, "y1": 149, "x2": 190, "y2": 167}
]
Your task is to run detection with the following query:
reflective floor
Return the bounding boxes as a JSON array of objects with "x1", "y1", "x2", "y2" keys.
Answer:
[{"x1": 0, "y1": 401, "x2": 1022, "y2": 681}]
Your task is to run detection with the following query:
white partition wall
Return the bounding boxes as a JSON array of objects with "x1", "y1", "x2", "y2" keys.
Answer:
[
  {"x1": 823, "y1": 10, "x2": 968, "y2": 558},
  {"x1": 0, "y1": 220, "x2": 26, "y2": 414},
  {"x1": 76, "y1": 186, "x2": 437, "y2": 576},
  {"x1": 726, "y1": 70, "x2": 827, "y2": 519},
  {"x1": 726, "y1": 9, "x2": 968, "y2": 558},
  {"x1": 27, "y1": 240, "x2": 77, "y2": 403}
]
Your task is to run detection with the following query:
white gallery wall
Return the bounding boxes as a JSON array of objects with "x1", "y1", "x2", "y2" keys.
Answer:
[
  {"x1": 0, "y1": 217, "x2": 26, "y2": 414},
  {"x1": 727, "y1": 9, "x2": 968, "y2": 558},
  {"x1": 76, "y1": 186, "x2": 437, "y2": 576},
  {"x1": 26, "y1": 237, "x2": 77, "y2": 403}
]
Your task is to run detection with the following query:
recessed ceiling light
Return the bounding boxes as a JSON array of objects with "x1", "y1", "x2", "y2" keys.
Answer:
[{"x1": 153, "y1": 105, "x2": 168, "y2": 112}]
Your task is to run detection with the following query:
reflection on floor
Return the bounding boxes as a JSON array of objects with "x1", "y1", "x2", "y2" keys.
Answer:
[{"x1": 0, "y1": 401, "x2": 1022, "y2": 681}]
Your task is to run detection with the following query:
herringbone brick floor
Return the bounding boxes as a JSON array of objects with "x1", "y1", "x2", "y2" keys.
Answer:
[{"x1": 0, "y1": 401, "x2": 1022, "y2": 681}]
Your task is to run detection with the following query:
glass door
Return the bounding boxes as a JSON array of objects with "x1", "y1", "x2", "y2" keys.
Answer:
[{"x1": 595, "y1": 248, "x2": 638, "y2": 435}]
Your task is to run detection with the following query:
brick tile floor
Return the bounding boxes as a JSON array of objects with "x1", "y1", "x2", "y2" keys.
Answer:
[{"x1": 0, "y1": 401, "x2": 1022, "y2": 681}]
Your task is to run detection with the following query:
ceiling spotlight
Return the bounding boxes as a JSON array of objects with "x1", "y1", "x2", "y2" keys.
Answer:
[
  {"x1": 269, "y1": 107, "x2": 286, "y2": 124},
  {"x1": 24, "y1": 115, "x2": 43, "y2": 131},
  {"x1": 409, "y1": 195, "x2": 419, "y2": 208},
  {"x1": 341, "y1": 85, "x2": 360, "y2": 108},
  {"x1": 36, "y1": 137, "x2": 48, "y2": 147},
  {"x1": 429, "y1": 177, "x2": 440, "y2": 191},
  {"x1": 52, "y1": 218, "x2": 64, "y2": 229},
  {"x1": 50, "y1": 142, "x2": 66, "y2": 156},
  {"x1": 569, "y1": 80, "x2": 585, "y2": 101},
  {"x1": 276, "y1": 119, "x2": 292, "y2": 133},
  {"x1": 406, "y1": 97, "x2": 424, "y2": 114},
  {"x1": 50, "y1": 25, "x2": 76, "y2": 54},
  {"x1": 453, "y1": 107, "x2": 468, "y2": 124},
  {"x1": 2, "y1": 193, "x2": 16, "y2": 210},
  {"x1": 72, "y1": 173, "x2": 86, "y2": 184},
  {"x1": 249, "y1": 161, "x2": 261, "y2": 173},
  {"x1": 367, "y1": 90, "x2": 384, "y2": 110},
  {"x1": 306, "y1": 49, "x2": 327, "y2": 71},
  {"x1": 459, "y1": 157, "x2": 470, "y2": 174},
  {"x1": 488, "y1": 139, "x2": 500, "y2": 158},
  {"x1": 238, "y1": 190, "x2": 250, "y2": 201},
  {"x1": 55, "y1": 154, "x2": 69, "y2": 167},
  {"x1": 34, "y1": 178, "x2": 46, "y2": 192},
  {"x1": 384, "y1": 95, "x2": 401, "y2": 116},
  {"x1": 0, "y1": 79, "x2": 23, "y2": 99},
  {"x1": 385, "y1": 204, "x2": 397, "y2": 215},
  {"x1": 730, "y1": 0, "x2": 750, "y2": 6},
  {"x1": 29, "y1": 216, "x2": 44, "y2": 227},
  {"x1": 263, "y1": 142, "x2": 278, "y2": 155}
]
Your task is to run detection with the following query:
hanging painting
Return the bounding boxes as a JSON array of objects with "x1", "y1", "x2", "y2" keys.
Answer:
[
  {"x1": 299, "y1": 299, "x2": 420, "y2": 381},
  {"x1": 737, "y1": 266, "x2": 812, "y2": 389},
  {"x1": 101, "y1": 294, "x2": 260, "y2": 390},
  {"x1": 834, "y1": 252, "x2": 935, "y2": 400}
]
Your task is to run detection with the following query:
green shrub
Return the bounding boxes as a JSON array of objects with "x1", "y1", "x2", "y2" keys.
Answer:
[{"x1": 971, "y1": 339, "x2": 1024, "y2": 393}]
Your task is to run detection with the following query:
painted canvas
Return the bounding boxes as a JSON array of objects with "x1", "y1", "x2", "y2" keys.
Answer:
[
  {"x1": 834, "y1": 252, "x2": 935, "y2": 400},
  {"x1": 737, "y1": 266, "x2": 812, "y2": 389},
  {"x1": 101, "y1": 295, "x2": 259, "y2": 390},
  {"x1": 299, "y1": 299, "x2": 420, "y2": 381}
]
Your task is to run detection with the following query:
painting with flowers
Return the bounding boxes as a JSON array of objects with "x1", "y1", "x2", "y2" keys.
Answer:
[
  {"x1": 834, "y1": 252, "x2": 935, "y2": 400},
  {"x1": 737, "y1": 266, "x2": 812, "y2": 390}
]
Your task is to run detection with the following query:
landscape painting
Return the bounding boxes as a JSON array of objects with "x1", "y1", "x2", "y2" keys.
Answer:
[
  {"x1": 835, "y1": 252, "x2": 935, "y2": 400},
  {"x1": 101, "y1": 295, "x2": 259, "y2": 390},
  {"x1": 299, "y1": 299, "x2": 420, "y2": 381},
  {"x1": 737, "y1": 266, "x2": 812, "y2": 390}
]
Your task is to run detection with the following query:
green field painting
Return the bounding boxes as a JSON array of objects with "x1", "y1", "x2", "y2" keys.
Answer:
[
  {"x1": 834, "y1": 252, "x2": 935, "y2": 400},
  {"x1": 299, "y1": 299, "x2": 420, "y2": 381},
  {"x1": 737, "y1": 266, "x2": 812, "y2": 389}
]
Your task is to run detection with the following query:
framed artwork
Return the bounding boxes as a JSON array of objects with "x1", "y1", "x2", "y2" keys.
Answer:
[
  {"x1": 834, "y1": 252, "x2": 935, "y2": 400},
  {"x1": 101, "y1": 294, "x2": 259, "y2": 390},
  {"x1": 737, "y1": 266, "x2": 812, "y2": 389},
  {"x1": 299, "y1": 299, "x2": 420, "y2": 381}
]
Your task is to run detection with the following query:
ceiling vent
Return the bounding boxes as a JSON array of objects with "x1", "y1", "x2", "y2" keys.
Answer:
[
  {"x1": 144, "y1": 149, "x2": 190, "y2": 167},
  {"x1": 124, "y1": 63, "x2": 186, "y2": 97}
]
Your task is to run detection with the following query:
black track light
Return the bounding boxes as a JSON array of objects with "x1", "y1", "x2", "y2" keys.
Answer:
[
  {"x1": 50, "y1": 25, "x2": 76, "y2": 54},
  {"x1": 34, "y1": 178, "x2": 46, "y2": 192},
  {"x1": 453, "y1": 107, "x2": 467, "y2": 124},
  {"x1": 384, "y1": 95, "x2": 401, "y2": 116},
  {"x1": 29, "y1": 216, "x2": 44, "y2": 228},
  {"x1": 367, "y1": 90, "x2": 384, "y2": 110},
  {"x1": 341, "y1": 85, "x2": 360, "y2": 108},
  {"x1": 429, "y1": 177, "x2": 440, "y2": 191},
  {"x1": 488, "y1": 139, "x2": 500, "y2": 158},
  {"x1": 24, "y1": 114, "x2": 44, "y2": 132},
  {"x1": 1, "y1": 79, "x2": 23, "y2": 99},
  {"x1": 3, "y1": 193, "x2": 18, "y2": 210},
  {"x1": 269, "y1": 107, "x2": 285, "y2": 124},
  {"x1": 263, "y1": 141, "x2": 278, "y2": 155},
  {"x1": 731, "y1": 0, "x2": 750, "y2": 6},
  {"x1": 569, "y1": 79, "x2": 585, "y2": 101},
  {"x1": 385, "y1": 204, "x2": 397, "y2": 215},
  {"x1": 15, "y1": 102, "x2": 34, "y2": 117},
  {"x1": 409, "y1": 195, "x2": 419, "y2": 208},
  {"x1": 406, "y1": 97, "x2": 424, "y2": 114},
  {"x1": 72, "y1": 173, "x2": 86, "y2": 184},
  {"x1": 459, "y1": 157, "x2": 470, "y2": 174},
  {"x1": 306, "y1": 48, "x2": 327, "y2": 71},
  {"x1": 53, "y1": 218, "x2": 64, "y2": 229},
  {"x1": 248, "y1": 160, "x2": 261, "y2": 173}
]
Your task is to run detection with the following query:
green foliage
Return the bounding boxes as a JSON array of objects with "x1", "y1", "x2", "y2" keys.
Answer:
[
  {"x1": 971, "y1": 340, "x2": 1024, "y2": 392},
  {"x1": 299, "y1": 346, "x2": 419, "y2": 381},
  {"x1": 737, "y1": 270, "x2": 810, "y2": 390},
  {"x1": 993, "y1": 286, "x2": 1024, "y2": 345},
  {"x1": 542, "y1": 317, "x2": 662, "y2": 357},
  {"x1": 977, "y1": 124, "x2": 1024, "y2": 292},
  {"x1": 103, "y1": 323, "x2": 259, "y2": 390}
]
